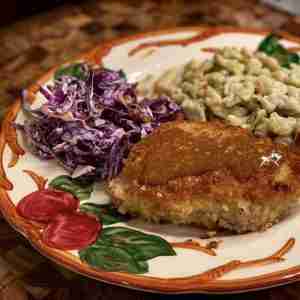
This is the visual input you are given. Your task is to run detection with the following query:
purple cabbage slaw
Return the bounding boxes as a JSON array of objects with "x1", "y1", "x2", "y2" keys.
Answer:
[{"x1": 18, "y1": 64, "x2": 182, "y2": 180}]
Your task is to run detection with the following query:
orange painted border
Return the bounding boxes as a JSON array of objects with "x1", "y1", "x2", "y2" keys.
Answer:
[
  {"x1": 22, "y1": 170, "x2": 47, "y2": 190},
  {"x1": 1, "y1": 26, "x2": 300, "y2": 294}
]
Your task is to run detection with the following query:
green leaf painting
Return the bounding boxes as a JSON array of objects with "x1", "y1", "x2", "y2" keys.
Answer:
[
  {"x1": 100, "y1": 227, "x2": 176, "y2": 261},
  {"x1": 258, "y1": 34, "x2": 300, "y2": 68},
  {"x1": 80, "y1": 203, "x2": 126, "y2": 225},
  {"x1": 49, "y1": 175, "x2": 93, "y2": 201},
  {"x1": 80, "y1": 243, "x2": 148, "y2": 274},
  {"x1": 79, "y1": 226, "x2": 176, "y2": 274}
]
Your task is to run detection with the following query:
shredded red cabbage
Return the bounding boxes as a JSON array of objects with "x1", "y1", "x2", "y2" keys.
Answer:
[{"x1": 19, "y1": 64, "x2": 182, "y2": 180}]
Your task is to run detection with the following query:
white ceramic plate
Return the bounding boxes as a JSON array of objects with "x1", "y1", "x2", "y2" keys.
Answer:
[{"x1": 2, "y1": 26, "x2": 300, "y2": 294}]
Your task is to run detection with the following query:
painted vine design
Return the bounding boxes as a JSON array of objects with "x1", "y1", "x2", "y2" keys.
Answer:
[
  {"x1": 14, "y1": 171, "x2": 296, "y2": 281},
  {"x1": 128, "y1": 27, "x2": 300, "y2": 57}
]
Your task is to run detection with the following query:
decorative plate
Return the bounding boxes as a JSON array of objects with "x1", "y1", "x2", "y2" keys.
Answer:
[{"x1": 2, "y1": 26, "x2": 300, "y2": 294}]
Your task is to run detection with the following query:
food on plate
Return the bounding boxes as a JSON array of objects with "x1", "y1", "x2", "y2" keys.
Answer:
[
  {"x1": 18, "y1": 64, "x2": 182, "y2": 180},
  {"x1": 109, "y1": 121, "x2": 300, "y2": 233},
  {"x1": 139, "y1": 43, "x2": 300, "y2": 144},
  {"x1": 16, "y1": 35, "x2": 300, "y2": 236}
]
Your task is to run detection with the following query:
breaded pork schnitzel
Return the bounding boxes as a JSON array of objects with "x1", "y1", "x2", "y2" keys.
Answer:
[{"x1": 109, "y1": 121, "x2": 300, "y2": 233}]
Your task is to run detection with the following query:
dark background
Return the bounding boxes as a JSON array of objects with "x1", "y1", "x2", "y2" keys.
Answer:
[{"x1": 3, "y1": 1, "x2": 81, "y2": 25}]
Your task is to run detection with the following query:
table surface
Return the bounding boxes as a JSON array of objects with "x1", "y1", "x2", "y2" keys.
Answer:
[{"x1": 2, "y1": 0, "x2": 300, "y2": 299}]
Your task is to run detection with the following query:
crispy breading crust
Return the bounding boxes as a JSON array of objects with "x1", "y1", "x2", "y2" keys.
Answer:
[{"x1": 109, "y1": 121, "x2": 300, "y2": 233}]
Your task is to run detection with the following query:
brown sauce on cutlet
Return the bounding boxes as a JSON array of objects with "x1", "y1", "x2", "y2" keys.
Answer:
[{"x1": 122, "y1": 122, "x2": 287, "y2": 186}]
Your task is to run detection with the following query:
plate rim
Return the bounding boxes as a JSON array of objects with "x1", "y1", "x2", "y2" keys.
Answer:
[{"x1": 2, "y1": 25, "x2": 300, "y2": 294}]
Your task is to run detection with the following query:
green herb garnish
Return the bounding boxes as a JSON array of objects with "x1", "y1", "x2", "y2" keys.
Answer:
[
  {"x1": 54, "y1": 63, "x2": 88, "y2": 80},
  {"x1": 258, "y1": 34, "x2": 300, "y2": 68}
]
